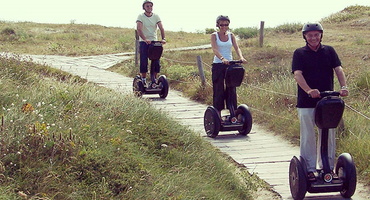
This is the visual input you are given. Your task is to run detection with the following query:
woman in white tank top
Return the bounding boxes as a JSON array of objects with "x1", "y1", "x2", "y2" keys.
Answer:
[{"x1": 210, "y1": 15, "x2": 247, "y2": 113}]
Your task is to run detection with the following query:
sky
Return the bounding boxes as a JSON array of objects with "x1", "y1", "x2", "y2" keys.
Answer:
[{"x1": 1, "y1": 0, "x2": 369, "y2": 33}]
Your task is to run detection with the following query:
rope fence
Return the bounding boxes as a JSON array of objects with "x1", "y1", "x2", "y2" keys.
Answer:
[{"x1": 160, "y1": 55, "x2": 370, "y2": 122}]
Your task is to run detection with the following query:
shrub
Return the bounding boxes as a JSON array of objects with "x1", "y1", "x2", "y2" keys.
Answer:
[
  {"x1": 1, "y1": 28, "x2": 16, "y2": 35},
  {"x1": 205, "y1": 28, "x2": 215, "y2": 34},
  {"x1": 322, "y1": 12, "x2": 358, "y2": 23},
  {"x1": 274, "y1": 23, "x2": 303, "y2": 34},
  {"x1": 0, "y1": 28, "x2": 17, "y2": 41},
  {"x1": 233, "y1": 27, "x2": 258, "y2": 39}
]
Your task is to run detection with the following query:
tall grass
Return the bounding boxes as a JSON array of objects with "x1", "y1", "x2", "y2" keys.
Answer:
[{"x1": 0, "y1": 21, "x2": 210, "y2": 56}]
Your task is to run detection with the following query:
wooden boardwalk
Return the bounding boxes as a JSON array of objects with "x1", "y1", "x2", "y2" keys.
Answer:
[{"x1": 18, "y1": 53, "x2": 369, "y2": 200}]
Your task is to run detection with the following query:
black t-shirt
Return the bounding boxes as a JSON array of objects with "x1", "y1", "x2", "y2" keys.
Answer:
[{"x1": 292, "y1": 44, "x2": 342, "y2": 108}]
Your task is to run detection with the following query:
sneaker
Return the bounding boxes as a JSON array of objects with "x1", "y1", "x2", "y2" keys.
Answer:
[{"x1": 142, "y1": 79, "x2": 147, "y2": 88}]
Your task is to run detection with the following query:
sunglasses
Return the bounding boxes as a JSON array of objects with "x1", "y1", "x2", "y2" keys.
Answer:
[{"x1": 219, "y1": 24, "x2": 229, "y2": 27}]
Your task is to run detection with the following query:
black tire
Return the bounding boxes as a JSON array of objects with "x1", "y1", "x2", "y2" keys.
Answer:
[
  {"x1": 336, "y1": 153, "x2": 357, "y2": 198},
  {"x1": 133, "y1": 76, "x2": 144, "y2": 97},
  {"x1": 204, "y1": 106, "x2": 221, "y2": 138},
  {"x1": 236, "y1": 104, "x2": 252, "y2": 135},
  {"x1": 158, "y1": 75, "x2": 169, "y2": 99},
  {"x1": 289, "y1": 156, "x2": 307, "y2": 200}
]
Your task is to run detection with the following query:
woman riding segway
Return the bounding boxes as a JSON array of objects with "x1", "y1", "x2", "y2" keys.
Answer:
[{"x1": 203, "y1": 15, "x2": 252, "y2": 138}]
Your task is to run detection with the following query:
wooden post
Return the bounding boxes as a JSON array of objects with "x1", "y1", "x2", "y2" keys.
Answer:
[
  {"x1": 135, "y1": 30, "x2": 139, "y2": 68},
  {"x1": 197, "y1": 55, "x2": 206, "y2": 87},
  {"x1": 259, "y1": 21, "x2": 265, "y2": 47}
]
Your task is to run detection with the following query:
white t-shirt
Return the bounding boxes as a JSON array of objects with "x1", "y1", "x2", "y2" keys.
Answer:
[
  {"x1": 213, "y1": 32, "x2": 233, "y2": 63},
  {"x1": 136, "y1": 13, "x2": 161, "y2": 41}
]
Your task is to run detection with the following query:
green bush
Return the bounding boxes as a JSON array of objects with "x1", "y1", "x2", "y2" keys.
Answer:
[
  {"x1": 322, "y1": 12, "x2": 358, "y2": 23},
  {"x1": 1, "y1": 27, "x2": 15, "y2": 35},
  {"x1": 274, "y1": 23, "x2": 303, "y2": 34},
  {"x1": 0, "y1": 28, "x2": 17, "y2": 41},
  {"x1": 233, "y1": 27, "x2": 258, "y2": 39},
  {"x1": 205, "y1": 28, "x2": 215, "y2": 34},
  {"x1": 162, "y1": 64, "x2": 199, "y2": 81}
]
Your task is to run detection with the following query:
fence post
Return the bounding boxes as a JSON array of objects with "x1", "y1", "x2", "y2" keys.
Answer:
[
  {"x1": 135, "y1": 30, "x2": 139, "y2": 68},
  {"x1": 259, "y1": 21, "x2": 265, "y2": 47},
  {"x1": 197, "y1": 55, "x2": 206, "y2": 87}
]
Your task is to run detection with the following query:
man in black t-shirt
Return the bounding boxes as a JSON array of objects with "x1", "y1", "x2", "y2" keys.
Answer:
[{"x1": 291, "y1": 22, "x2": 349, "y2": 182}]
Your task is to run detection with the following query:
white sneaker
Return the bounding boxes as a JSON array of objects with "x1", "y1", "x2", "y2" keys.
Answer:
[{"x1": 142, "y1": 79, "x2": 147, "y2": 88}]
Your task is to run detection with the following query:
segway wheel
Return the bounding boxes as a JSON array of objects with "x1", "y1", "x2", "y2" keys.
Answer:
[
  {"x1": 236, "y1": 104, "x2": 252, "y2": 135},
  {"x1": 133, "y1": 76, "x2": 144, "y2": 97},
  {"x1": 158, "y1": 75, "x2": 169, "y2": 99},
  {"x1": 204, "y1": 106, "x2": 221, "y2": 138},
  {"x1": 289, "y1": 156, "x2": 307, "y2": 200},
  {"x1": 336, "y1": 153, "x2": 357, "y2": 198}
]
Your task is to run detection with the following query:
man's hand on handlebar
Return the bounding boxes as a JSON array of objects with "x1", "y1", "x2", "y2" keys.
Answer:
[
  {"x1": 308, "y1": 90, "x2": 347, "y2": 98},
  {"x1": 339, "y1": 88, "x2": 349, "y2": 97},
  {"x1": 307, "y1": 89, "x2": 321, "y2": 98}
]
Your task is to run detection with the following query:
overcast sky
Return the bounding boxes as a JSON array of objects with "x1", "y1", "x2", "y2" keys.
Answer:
[{"x1": 1, "y1": 0, "x2": 369, "y2": 32}]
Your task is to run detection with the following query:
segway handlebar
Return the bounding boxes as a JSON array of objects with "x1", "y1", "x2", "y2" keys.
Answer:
[
  {"x1": 319, "y1": 91, "x2": 340, "y2": 98},
  {"x1": 228, "y1": 60, "x2": 243, "y2": 65},
  {"x1": 151, "y1": 41, "x2": 164, "y2": 44}
]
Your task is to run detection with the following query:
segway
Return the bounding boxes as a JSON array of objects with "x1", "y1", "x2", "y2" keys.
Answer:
[
  {"x1": 204, "y1": 60, "x2": 253, "y2": 138},
  {"x1": 133, "y1": 41, "x2": 169, "y2": 99},
  {"x1": 289, "y1": 91, "x2": 357, "y2": 200}
]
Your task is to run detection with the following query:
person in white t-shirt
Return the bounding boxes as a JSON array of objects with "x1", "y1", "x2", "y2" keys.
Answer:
[{"x1": 136, "y1": 0, "x2": 166, "y2": 88}]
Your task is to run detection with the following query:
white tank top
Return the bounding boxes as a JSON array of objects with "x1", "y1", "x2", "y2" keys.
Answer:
[{"x1": 213, "y1": 32, "x2": 233, "y2": 63}]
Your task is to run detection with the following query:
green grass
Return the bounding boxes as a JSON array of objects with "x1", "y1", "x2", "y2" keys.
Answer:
[
  {"x1": 0, "y1": 55, "x2": 275, "y2": 199},
  {"x1": 0, "y1": 21, "x2": 209, "y2": 56}
]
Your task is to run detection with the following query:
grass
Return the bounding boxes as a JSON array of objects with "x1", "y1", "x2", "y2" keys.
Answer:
[
  {"x1": 0, "y1": 55, "x2": 276, "y2": 199},
  {"x1": 0, "y1": 21, "x2": 209, "y2": 56}
]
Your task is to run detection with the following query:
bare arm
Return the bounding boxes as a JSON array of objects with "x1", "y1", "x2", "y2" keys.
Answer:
[
  {"x1": 211, "y1": 33, "x2": 225, "y2": 62},
  {"x1": 293, "y1": 70, "x2": 320, "y2": 98},
  {"x1": 231, "y1": 33, "x2": 246, "y2": 63},
  {"x1": 334, "y1": 66, "x2": 349, "y2": 96},
  {"x1": 136, "y1": 21, "x2": 150, "y2": 44},
  {"x1": 157, "y1": 21, "x2": 166, "y2": 44}
]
